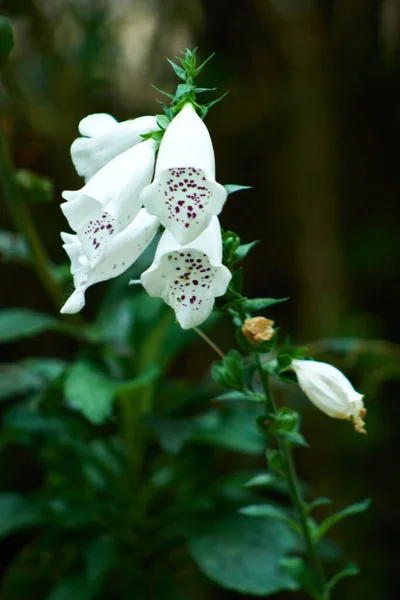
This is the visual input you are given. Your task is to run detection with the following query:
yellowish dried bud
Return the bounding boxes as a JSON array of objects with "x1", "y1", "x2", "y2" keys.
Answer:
[{"x1": 241, "y1": 317, "x2": 275, "y2": 345}]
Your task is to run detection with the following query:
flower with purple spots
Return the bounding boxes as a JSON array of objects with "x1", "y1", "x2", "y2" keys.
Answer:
[
  {"x1": 61, "y1": 138, "x2": 157, "y2": 268},
  {"x1": 60, "y1": 209, "x2": 159, "y2": 314},
  {"x1": 141, "y1": 216, "x2": 231, "y2": 329},
  {"x1": 71, "y1": 113, "x2": 158, "y2": 182},
  {"x1": 141, "y1": 102, "x2": 227, "y2": 245}
]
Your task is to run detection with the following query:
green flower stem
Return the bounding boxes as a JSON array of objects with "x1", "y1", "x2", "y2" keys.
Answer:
[
  {"x1": 255, "y1": 354, "x2": 327, "y2": 600},
  {"x1": 119, "y1": 310, "x2": 173, "y2": 479},
  {"x1": 0, "y1": 120, "x2": 64, "y2": 311}
]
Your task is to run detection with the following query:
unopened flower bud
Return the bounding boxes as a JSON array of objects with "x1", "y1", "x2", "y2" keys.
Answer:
[
  {"x1": 291, "y1": 359, "x2": 366, "y2": 434},
  {"x1": 241, "y1": 317, "x2": 275, "y2": 345}
]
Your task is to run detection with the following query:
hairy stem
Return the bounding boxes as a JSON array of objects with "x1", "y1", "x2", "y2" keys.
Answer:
[
  {"x1": 0, "y1": 120, "x2": 64, "y2": 311},
  {"x1": 255, "y1": 354, "x2": 327, "y2": 599}
]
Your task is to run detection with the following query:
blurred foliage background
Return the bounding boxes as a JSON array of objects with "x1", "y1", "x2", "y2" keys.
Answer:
[{"x1": 0, "y1": 0, "x2": 400, "y2": 598}]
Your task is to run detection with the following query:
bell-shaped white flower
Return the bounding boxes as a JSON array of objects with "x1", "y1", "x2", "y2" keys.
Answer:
[
  {"x1": 61, "y1": 139, "x2": 156, "y2": 268},
  {"x1": 141, "y1": 102, "x2": 227, "y2": 245},
  {"x1": 61, "y1": 209, "x2": 159, "y2": 314},
  {"x1": 291, "y1": 359, "x2": 366, "y2": 433},
  {"x1": 71, "y1": 113, "x2": 158, "y2": 181},
  {"x1": 141, "y1": 216, "x2": 231, "y2": 329}
]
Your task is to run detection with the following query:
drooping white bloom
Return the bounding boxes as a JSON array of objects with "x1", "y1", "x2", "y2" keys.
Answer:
[
  {"x1": 141, "y1": 102, "x2": 227, "y2": 245},
  {"x1": 61, "y1": 139, "x2": 156, "y2": 268},
  {"x1": 61, "y1": 209, "x2": 159, "y2": 314},
  {"x1": 141, "y1": 216, "x2": 231, "y2": 329},
  {"x1": 291, "y1": 359, "x2": 366, "y2": 433},
  {"x1": 71, "y1": 113, "x2": 158, "y2": 181}
]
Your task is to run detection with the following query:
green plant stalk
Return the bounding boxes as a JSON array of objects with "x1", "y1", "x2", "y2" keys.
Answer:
[
  {"x1": 119, "y1": 310, "x2": 173, "y2": 479},
  {"x1": 255, "y1": 354, "x2": 327, "y2": 600},
  {"x1": 0, "y1": 120, "x2": 64, "y2": 310}
]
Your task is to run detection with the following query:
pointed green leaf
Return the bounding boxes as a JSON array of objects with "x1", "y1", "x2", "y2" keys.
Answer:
[
  {"x1": 326, "y1": 563, "x2": 359, "y2": 593},
  {"x1": 316, "y1": 499, "x2": 371, "y2": 541},
  {"x1": 224, "y1": 184, "x2": 252, "y2": 195},
  {"x1": 65, "y1": 362, "x2": 118, "y2": 424},
  {"x1": 280, "y1": 557, "x2": 318, "y2": 598},
  {"x1": 189, "y1": 515, "x2": 298, "y2": 596},
  {"x1": 242, "y1": 297, "x2": 289, "y2": 312},
  {"x1": 214, "y1": 390, "x2": 264, "y2": 403},
  {"x1": 233, "y1": 241, "x2": 259, "y2": 263},
  {"x1": 239, "y1": 504, "x2": 300, "y2": 533},
  {"x1": 0, "y1": 309, "x2": 57, "y2": 343},
  {"x1": 156, "y1": 114, "x2": 170, "y2": 130},
  {"x1": 166, "y1": 58, "x2": 186, "y2": 80},
  {"x1": 192, "y1": 51, "x2": 215, "y2": 76},
  {"x1": 243, "y1": 473, "x2": 279, "y2": 488},
  {"x1": 306, "y1": 497, "x2": 333, "y2": 515}
]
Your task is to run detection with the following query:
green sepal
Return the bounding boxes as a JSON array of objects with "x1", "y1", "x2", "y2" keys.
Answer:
[
  {"x1": 155, "y1": 114, "x2": 170, "y2": 130},
  {"x1": 314, "y1": 498, "x2": 371, "y2": 542},
  {"x1": 140, "y1": 129, "x2": 164, "y2": 144},
  {"x1": 192, "y1": 51, "x2": 215, "y2": 77}
]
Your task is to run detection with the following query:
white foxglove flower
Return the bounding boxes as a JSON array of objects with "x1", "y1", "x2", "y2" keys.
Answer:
[
  {"x1": 61, "y1": 139, "x2": 156, "y2": 268},
  {"x1": 71, "y1": 113, "x2": 158, "y2": 181},
  {"x1": 141, "y1": 102, "x2": 227, "y2": 245},
  {"x1": 291, "y1": 359, "x2": 366, "y2": 433},
  {"x1": 61, "y1": 209, "x2": 159, "y2": 314},
  {"x1": 141, "y1": 216, "x2": 231, "y2": 329}
]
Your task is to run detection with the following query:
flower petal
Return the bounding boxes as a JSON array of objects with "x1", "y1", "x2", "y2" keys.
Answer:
[
  {"x1": 141, "y1": 103, "x2": 227, "y2": 245},
  {"x1": 62, "y1": 139, "x2": 157, "y2": 267},
  {"x1": 61, "y1": 209, "x2": 159, "y2": 314},
  {"x1": 78, "y1": 113, "x2": 118, "y2": 137},
  {"x1": 72, "y1": 115, "x2": 158, "y2": 181},
  {"x1": 141, "y1": 216, "x2": 231, "y2": 329}
]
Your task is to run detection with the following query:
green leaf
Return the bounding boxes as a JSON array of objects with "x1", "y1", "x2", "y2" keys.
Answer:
[
  {"x1": 64, "y1": 361, "x2": 118, "y2": 424},
  {"x1": 194, "y1": 406, "x2": 264, "y2": 455},
  {"x1": 280, "y1": 557, "x2": 317, "y2": 597},
  {"x1": 214, "y1": 349, "x2": 243, "y2": 389},
  {"x1": 306, "y1": 497, "x2": 333, "y2": 515},
  {"x1": 189, "y1": 515, "x2": 297, "y2": 596},
  {"x1": 0, "y1": 17, "x2": 14, "y2": 65},
  {"x1": 166, "y1": 58, "x2": 186, "y2": 80},
  {"x1": 0, "y1": 494, "x2": 44, "y2": 539},
  {"x1": 242, "y1": 297, "x2": 289, "y2": 312},
  {"x1": 0, "y1": 358, "x2": 65, "y2": 401},
  {"x1": 238, "y1": 504, "x2": 299, "y2": 532},
  {"x1": 174, "y1": 83, "x2": 194, "y2": 101},
  {"x1": 243, "y1": 473, "x2": 280, "y2": 488},
  {"x1": 214, "y1": 390, "x2": 264, "y2": 403},
  {"x1": 224, "y1": 184, "x2": 252, "y2": 195},
  {"x1": 0, "y1": 309, "x2": 57, "y2": 343},
  {"x1": 326, "y1": 562, "x2": 359, "y2": 593},
  {"x1": 315, "y1": 499, "x2": 371, "y2": 541},
  {"x1": 233, "y1": 241, "x2": 259, "y2": 263},
  {"x1": 192, "y1": 51, "x2": 215, "y2": 77},
  {"x1": 84, "y1": 535, "x2": 117, "y2": 584}
]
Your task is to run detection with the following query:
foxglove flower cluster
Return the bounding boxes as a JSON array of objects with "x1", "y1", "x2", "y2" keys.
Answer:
[{"x1": 60, "y1": 104, "x2": 231, "y2": 328}]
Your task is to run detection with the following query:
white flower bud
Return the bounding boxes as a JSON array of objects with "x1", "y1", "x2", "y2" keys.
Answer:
[{"x1": 291, "y1": 359, "x2": 366, "y2": 433}]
